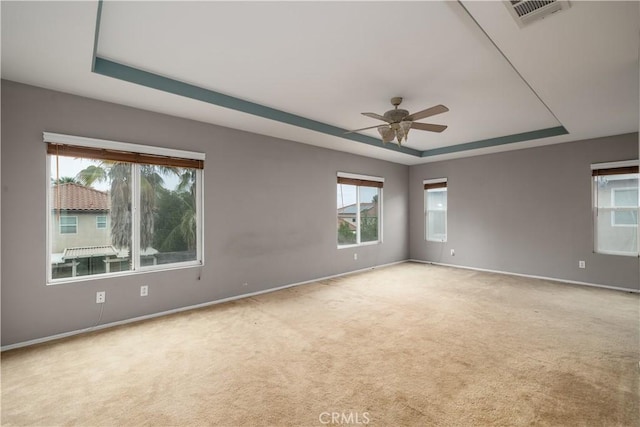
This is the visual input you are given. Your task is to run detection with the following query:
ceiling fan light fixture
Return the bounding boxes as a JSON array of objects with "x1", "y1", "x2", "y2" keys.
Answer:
[
  {"x1": 377, "y1": 125, "x2": 395, "y2": 144},
  {"x1": 399, "y1": 120, "x2": 412, "y2": 141}
]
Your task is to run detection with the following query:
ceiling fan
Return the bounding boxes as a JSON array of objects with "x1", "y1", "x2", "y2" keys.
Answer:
[{"x1": 347, "y1": 97, "x2": 449, "y2": 146}]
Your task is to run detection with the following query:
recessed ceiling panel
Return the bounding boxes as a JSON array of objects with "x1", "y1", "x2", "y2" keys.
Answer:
[{"x1": 96, "y1": 1, "x2": 561, "y2": 152}]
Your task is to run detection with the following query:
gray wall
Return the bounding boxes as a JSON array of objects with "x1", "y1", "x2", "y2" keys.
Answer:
[
  {"x1": 1, "y1": 80, "x2": 409, "y2": 346},
  {"x1": 409, "y1": 133, "x2": 639, "y2": 291},
  {"x1": 2, "y1": 79, "x2": 637, "y2": 347}
]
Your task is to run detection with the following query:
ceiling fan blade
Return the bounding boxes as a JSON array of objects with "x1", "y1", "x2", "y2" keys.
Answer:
[
  {"x1": 405, "y1": 105, "x2": 449, "y2": 122},
  {"x1": 411, "y1": 122, "x2": 448, "y2": 133},
  {"x1": 361, "y1": 112, "x2": 392, "y2": 123},
  {"x1": 344, "y1": 124, "x2": 385, "y2": 134}
]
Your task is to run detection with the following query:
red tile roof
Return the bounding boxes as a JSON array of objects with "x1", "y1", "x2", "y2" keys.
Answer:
[{"x1": 51, "y1": 183, "x2": 110, "y2": 211}]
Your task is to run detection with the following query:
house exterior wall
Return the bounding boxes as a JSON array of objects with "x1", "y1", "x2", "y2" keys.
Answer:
[
  {"x1": 409, "y1": 133, "x2": 639, "y2": 290},
  {"x1": 1, "y1": 80, "x2": 410, "y2": 346},
  {"x1": 51, "y1": 212, "x2": 111, "y2": 253}
]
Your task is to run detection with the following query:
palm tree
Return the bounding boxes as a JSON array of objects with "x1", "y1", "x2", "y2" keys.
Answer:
[
  {"x1": 76, "y1": 161, "x2": 178, "y2": 250},
  {"x1": 51, "y1": 176, "x2": 81, "y2": 185},
  {"x1": 158, "y1": 189, "x2": 197, "y2": 252},
  {"x1": 173, "y1": 169, "x2": 197, "y2": 251}
]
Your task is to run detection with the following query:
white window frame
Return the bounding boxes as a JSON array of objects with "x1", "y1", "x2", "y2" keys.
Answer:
[
  {"x1": 45, "y1": 132, "x2": 205, "y2": 284},
  {"x1": 424, "y1": 178, "x2": 448, "y2": 243},
  {"x1": 610, "y1": 187, "x2": 638, "y2": 227},
  {"x1": 96, "y1": 215, "x2": 107, "y2": 229},
  {"x1": 59, "y1": 215, "x2": 78, "y2": 235},
  {"x1": 337, "y1": 172, "x2": 383, "y2": 248},
  {"x1": 591, "y1": 159, "x2": 639, "y2": 257}
]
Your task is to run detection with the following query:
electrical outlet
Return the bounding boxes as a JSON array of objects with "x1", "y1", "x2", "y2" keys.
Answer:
[
  {"x1": 140, "y1": 285, "x2": 148, "y2": 297},
  {"x1": 96, "y1": 291, "x2": 105, "y2": 304},
  {"x1": 579, "y1": 260, "x2": 585, "y2": 269},
  {"x1": 450, "y1": 249, "x2": 455, "y2": 256},
  {"x1": 354, "y1": 253, "x2": 358, "y2": 260},
  {"x1": 243, "y1": 282, "x2": 249, "y2": 287}
]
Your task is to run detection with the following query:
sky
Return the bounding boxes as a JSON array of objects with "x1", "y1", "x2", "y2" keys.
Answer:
[
  {"x1": 337, "y1": 184, "x2": 378, "y2": 208},
  {"x1": 337, "y1": 184, "x2": 356, "y2": 208}
]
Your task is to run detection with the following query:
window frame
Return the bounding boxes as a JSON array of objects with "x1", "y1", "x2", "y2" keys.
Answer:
[
  {"x1": 59, "y1": 215, "x2": 78, "y2": 235},
  {"x1": 336, "y1": 172, "x2": 383, "y2": 248},
  {"x1": 424, "y1": 178, "x2": 448, "y2": 243},
  {"x1": 591, "y1": 160, "x2": 639, "y2": 257},
  {"x1": 45, "y1": 132, "x2": 205, "y2": 284}
]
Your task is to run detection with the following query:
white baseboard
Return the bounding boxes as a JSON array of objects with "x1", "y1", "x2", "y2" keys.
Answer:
[
  {"x1": 1, "y1": 260, "x2": 406, "y2": 352},
  {"x1": 409, "y1": 259, "x2": 640, "y2": 294}
]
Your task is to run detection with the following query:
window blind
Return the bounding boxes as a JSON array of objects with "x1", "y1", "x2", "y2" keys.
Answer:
[
  {"x1": 591, "y1": 166, "x2": 638, "y2": 176},
  {"x1": 424, "y1": 181, "x2": 447, "y2": 190},
  {"x1": 337, "y1": 176, "x2": 384, "y2": 188},
  {"x1": 46, "y1": 144, "x2": 204, "y2": 169}
]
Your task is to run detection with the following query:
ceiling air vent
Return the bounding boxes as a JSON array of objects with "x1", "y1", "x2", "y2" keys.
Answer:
[{"x1": 505, "y1": 0, "x2": 570, "y2": 28}]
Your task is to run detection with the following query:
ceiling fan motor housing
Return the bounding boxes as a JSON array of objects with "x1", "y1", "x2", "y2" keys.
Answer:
[{"x1": 384, "y1": 109, "x2": 410, "y2": 123}]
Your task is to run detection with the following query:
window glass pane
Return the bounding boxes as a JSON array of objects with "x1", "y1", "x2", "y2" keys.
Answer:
[
  {"x1": 337, "y1": 184, "x2": 357, "y2": 245},
  {"x1": 428, "y1": 211, "x2": 446, "y2": 239},
  {"x1": 613, "y1": 188, "x2": 638, "y2": 207},
  {"x1": 51, "y1": 156, "x2": 132, "y2": 279},
  {"x1": 147, "y1": 166, "x2": 199, "y2": 266},
  {"x1": 359, "y1": 186, "x2": 379, "y2": 243},
  {"x1": 426, "y1": 188, "x2": 447, "y2": 242},
  {"x1": 595, "y1": 174, "x2": 638, "y2": 255}
]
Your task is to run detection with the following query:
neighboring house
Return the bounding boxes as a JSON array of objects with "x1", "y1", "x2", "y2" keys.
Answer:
[
  {"x1": 51, "y1": 183, "x2": 111, "y2": 252},
  {"x1": 50, "y1": 183, "x2": 122, "y2": 278},
  {"x1": 51, "y1": 183, "x2": 159, "y2": 278},
  {"x1": 337, "y1": 202, "x2": 377, "y2": 230}
]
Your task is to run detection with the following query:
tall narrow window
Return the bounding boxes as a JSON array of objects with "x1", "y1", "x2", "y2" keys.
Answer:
[
  {"x1": 424, "y1": 179, "x2": 447, "y2": 242},
  {"x1": 592, "y1": 161, "x2": 639, "y2": 256},
  {"x1": 337, "y1": 173, "x2": 383, "y2": 247},
  {"x1": 46, "y1": 132, "x2": 204, "y2": 282}
]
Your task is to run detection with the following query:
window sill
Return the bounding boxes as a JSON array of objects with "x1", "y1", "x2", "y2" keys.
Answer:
[
  {"x1": 47, "y1": 260, "x2": 203, "y2": 285},
  {"x1": 337, "y1": 241, "x2": 381, "y2": 249},
  {"x1": 594, "y1": 250, "x2": 639, "y2": 258}
]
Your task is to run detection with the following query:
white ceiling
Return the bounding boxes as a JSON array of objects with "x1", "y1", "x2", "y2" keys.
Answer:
[{"x1": 1, "y1": 1, "x2": 638, "y2": 165}]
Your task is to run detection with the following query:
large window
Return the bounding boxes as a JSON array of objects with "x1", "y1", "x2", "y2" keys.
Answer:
[
  {"x1": 424, "y1": 179, "x2": 447, "y2": 242},
  {"x1": 592, "y1": 161, "x2": 638, "y2": 256},
  {"x1": 337, "y1": 173, "x2": 383, "y2": 247},
  {"x1": 46, "y1": 133, "x2": 204, "y2": 282}
]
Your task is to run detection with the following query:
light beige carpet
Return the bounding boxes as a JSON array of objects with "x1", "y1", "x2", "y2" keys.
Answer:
[{"x1": 2, "y1": 262, "x2": 639, "y2": 426}]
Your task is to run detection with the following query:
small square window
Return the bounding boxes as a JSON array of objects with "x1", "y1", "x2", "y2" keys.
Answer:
[
  {"x1": 96, "y1": 215, "x2": 107, "y2": 229},
  {"x1": 59, "y1": 216, "x2": 78, "y2": 234}
]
